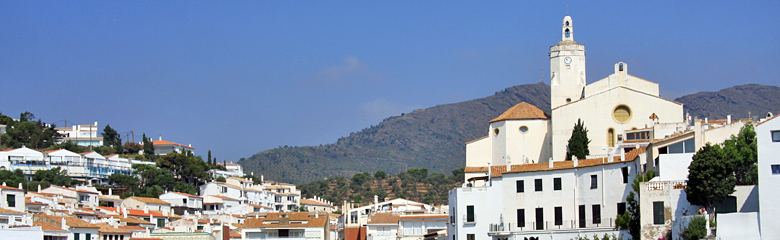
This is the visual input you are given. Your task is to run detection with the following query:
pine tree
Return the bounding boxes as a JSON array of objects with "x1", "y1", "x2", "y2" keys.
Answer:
[
  {"x1": 566, "y1": 118, "x2": 591, "y2": 160},
  {"x1": 142, "y1": 133, "x2": 155, "y2": 160},
  {"x1": 207, "y1": 150, "x2": 212, "y2": 166}
]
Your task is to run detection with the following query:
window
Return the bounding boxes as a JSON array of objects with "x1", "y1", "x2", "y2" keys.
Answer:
[
  {"x1": 466, "y1": 205, "x2": 474, "y2": 222},
  {"x1": 517, "y1": 209, "x2": 525, "y2": 228},
  {"x1": 622, "y1": 167, "x2": 629, "y2": 184},
  {"x1": 565, "y1": 29, "x2": 570, "y2": 38},
  {"x1": 86, "y1": 234, "x2": 91, "y2": 240},
  {"x1": 467, "y1": 234, "x2": 475, "y2": 240},
  {"x1": 607, "y1": 128, "x2": 615, "y2": 147},
  {"x1": 494, "y1": 128, "x2": 500, "y2": 136},
  {"x1": 516, "y1": 180, "x2": 524, "y2": 193},
  {"x1": 553, "y1": 178, "x2": 562, "y2": 191},
  {"x1": 613, "y1": 105, "x2": 632, "y2": 123},
  {"x1": 74, "y1": 233, "x2": 79, "y2": 240},
  {"x1": 617, "y1": 202, "x2": 627, "y2": 215},
  {"x1": 592, "y1": 205, "x2": 601, "y2": 224},
  {"x1": 535, "y1": 208, "x2": 544, "y2": 230},
  {"x1": 772, "y1": 165, "x2": 780, "y2": 175},
  {"x1": 668, "y1": 139, "x2": 695, "y2": 154},
  {"x1": 183, "y1": 198, "x2": 187, "y2": 205},
  {"x1": 520, "y1": 126, "x2": 529, "y2": 133},
  {"x1": 772, "y1": 130, "x2": 780, "y2": 142},
  {"x1": 590, "y1": 175, "x2": 598, "y2": 189},
  {"x1": 7, "y1": 194, "x2": 15, "y2": 207},
  {"x1": 157, "y1": 218, "x2": 165, "y2": 228},
  {"x1": 578, "y1": 205, "x2": 586, "y2": 228},
  {"x1": 535, "y1": 179, "x2": 543, "y2": 191},
  {"x1": 653, "y1": 201, "x2": 665, "y2": 224},
  {"x1": 554, "y1": 207, "x2": 562, "y2": 226}
]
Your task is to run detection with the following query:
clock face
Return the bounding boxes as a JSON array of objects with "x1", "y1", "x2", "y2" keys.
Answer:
[{"x1": 564, "y1": 57, "x2": 572, "y2": 64}]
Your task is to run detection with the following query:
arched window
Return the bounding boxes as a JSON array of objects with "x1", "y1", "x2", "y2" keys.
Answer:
[
  {"x1": 565, "y1": 29, "x2": 570, "y2": 38},
  {"x1": 566, "y1": 21, "x2": 570, "y2": 26},
  {"x1": 607, "y1": 128, "x2": 615, "y2": 147},
  {"x1": 619, "y1": 63, "x2": 624, "y2": 71}
]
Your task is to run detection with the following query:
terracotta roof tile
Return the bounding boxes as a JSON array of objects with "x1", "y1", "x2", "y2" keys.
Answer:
[
  {"x1": 127, "y1": 196, "x2": 171, "y2": 205},
  {"x1": 0, "y1": 185, "x2": 24, "y2": 191},
  {"x1": 118, "y1": 226, "x2": 146, "y2": 231},
  {"x1": 0, "y1": 207, "x2": 25, "y2": 214},
  {"x1": 34, "y1": 221, "x2": 67, "y2": 232},
  {"x1": 464, "y1": 167, "x2": 488, "y2": 173},
  {"x1": 300, "y1": 199, "x2": 331, "y2": 207},
  {"x1": 242, "y1": 212, "x2": 328, "y2": 229},
  {"x1": 489, "y1": 102, "x2": 550, "y2": 123},
  {"x1": 98, "y1": 223, "x2": 132, "y2": 234},
  {"x1": 488, "y1": 148, "x2": 645, "y2": 177},
  {"x1": 367, "y1": 213, "x2": 399, "y2": 224},
  {"x1": 40, "y1": 214, "x2": 101, "y2": 228},
  {"x1": 151, "y1": 140, "x2": 194, "y2": 149}
]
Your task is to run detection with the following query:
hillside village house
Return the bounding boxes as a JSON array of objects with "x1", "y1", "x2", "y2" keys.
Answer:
[
  {"x1": 121, "y1": 196, "x2": 172, "y2": 213},
  {"x1": 40, "y1": 185, "x2": 100, "y2": 208},
  {"x1": 160, "y1": 191, "x2": 204, "y2": 215},
  {"x1": 55, "y1": 122, "x2": 102, "y2": 147},
  {"x1": 142, "y1": 136, "x2": 195, "y2": 155},
  {"x1": 447, "y1": 15, "x2": 764, "y2": 240},
  {"x1": 756, "y1": 115, "x2": 780, "y2": 238},
  {"x1": 242, "y1": 212, "x2": 330, "y2": 240}
]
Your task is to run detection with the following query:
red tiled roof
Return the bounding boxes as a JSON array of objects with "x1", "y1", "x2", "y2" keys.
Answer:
[
  {"x1": 242, "y1": 212, "x2": 329, "y2": 229},
  {"x1": 367, "y1": 213, "x2": 399, "y2": 224},
  {"x1": 0, "y1": 185, "x2": 23, "y2": 191},
  {"x1": 399, "y1": 214, "x2": 448, "y2": 219},
  {"x1": 0, "y1": 207, "x2": 25, "y2": 214},
  {"x1": 151, "y1": 140, "x2": 194, "y2": 149},
  {"x1": 490, "y1": 148, "x2": 645, "y2": 177},
  {"x1": 489, "y1": 102, "x2": 550, "y2": 123},
  {"x1": 464, "y1": 167, "x2": 488, "y2": 173},
  {"x1": 344, "y1": 227, "x2": 367, "y2": 240},
  {"x1": 126, "y1": 196, "x2": 171, "y2": 205},
  {"x1": 98, "y1": 207, "x2": 180, "y2": 219},
  {"x1": 300, "y1": 199, "x2": 331, "y2": 207},
  {"x1": 34, "y1": 221, "x2": 67, "y2": 232}
]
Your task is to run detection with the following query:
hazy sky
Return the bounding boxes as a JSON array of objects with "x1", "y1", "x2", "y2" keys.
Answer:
[{"x1": 2, "y1": 1, "x2": 778, "y2": 161}]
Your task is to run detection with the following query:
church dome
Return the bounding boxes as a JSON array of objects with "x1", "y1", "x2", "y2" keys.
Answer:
[{"x1": 489, "y1": 102, "x2": 550, "y2": 123}]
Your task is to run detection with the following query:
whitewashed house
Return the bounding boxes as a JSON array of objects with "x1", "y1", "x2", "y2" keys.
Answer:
[
  {"x1": 757, "y1": 115, "x2": 780, "y2": 239},
  {"x1": 242, "y1": 212, "x2": 330, "y2": 240},
  {"x1": 55, "y1": 122, "x2": 102, "y2": 147},
  {"x1": 160, "y1": 192, "x2": 203, "y2": 215}
]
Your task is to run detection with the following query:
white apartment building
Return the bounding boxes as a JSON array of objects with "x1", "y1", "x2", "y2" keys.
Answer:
[
  {"x1": 159, "y1": 192, "x2": 204, "y2": 215},
  {"x1": 757, "y1": 115, "x2": 780, "y2": 239},
  {"x1": 55, "y1": 122, "x2": 102, "y2": 147},
  {"x1": 1, "y1": 147, "x2": 135, "y2": 184}
]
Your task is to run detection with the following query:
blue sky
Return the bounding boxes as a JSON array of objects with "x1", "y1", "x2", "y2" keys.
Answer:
[{"x1": 2, "y1": 1, "x2": 778, "y2": 162}]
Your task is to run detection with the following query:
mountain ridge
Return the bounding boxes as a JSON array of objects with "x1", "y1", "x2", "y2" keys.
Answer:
[{"x1": 239, "y1": 83, "x2": 780, "y2": 184}]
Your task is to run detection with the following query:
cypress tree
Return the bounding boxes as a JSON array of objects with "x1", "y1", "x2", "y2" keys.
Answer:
[{"x1": 566, "y1": 118, "x2": 591, "y2": 160}]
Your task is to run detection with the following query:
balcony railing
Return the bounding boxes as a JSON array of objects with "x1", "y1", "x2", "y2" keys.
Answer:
[
  {"x1": 488, "y1": 218, "x2": 614, "y2": 233},
  {"x1": 646, "y1": 181, "x2": 687, "y2": 191}
]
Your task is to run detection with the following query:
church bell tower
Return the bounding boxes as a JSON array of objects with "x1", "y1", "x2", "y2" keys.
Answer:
[{"x1": 549, "y1": 15, "x2": 586, "y2": 109}]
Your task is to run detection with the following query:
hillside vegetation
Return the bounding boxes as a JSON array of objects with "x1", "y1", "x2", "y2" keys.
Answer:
[
  {"x1": 241, "y1": 83, "x2": 780, "y2": 184},
  {"x1": 298, "y1": 168, "x2": 464, "y2": 206}
]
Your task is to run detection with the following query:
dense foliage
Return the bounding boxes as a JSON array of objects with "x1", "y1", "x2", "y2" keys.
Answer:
[
  {"x1": 722, "y1": 122, "x2": 758, "y2": 185},
  {"x1": 566, "y1": 118, "x2": 590, "y2": 160},
  {"x1": 108, "y1": 151, "x2": 209, "y2": 198},
  {"x1": 685, "y1": 143, "x2": 736, "y2": 212},
  {"x1": 299, "y1": 168, "x2": 464, "y2": 205},
  {"x1": 0, "y1": 112, "x2": 60, "y2": 150},
  {"x1": 0, "y1": 167, "x2": 74, "y2": 191},
  {"x1": 683, "y1": 216, "x2": 707, "y2": 240}
]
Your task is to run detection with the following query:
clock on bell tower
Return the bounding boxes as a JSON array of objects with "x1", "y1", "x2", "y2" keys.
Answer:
[{"x1": 549, "y1": 15, "x2": 586, "y2": 109}]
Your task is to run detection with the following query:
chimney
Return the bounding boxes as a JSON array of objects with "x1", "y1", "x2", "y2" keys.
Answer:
[
  {"x1": 705, "y1": 118, "x2": 708, "y2": 124},
  {"x1": 619, "y1": 148, "x2": 625, "y2": 162},
  {"x1": 150, "y1": 214, "x2": 155, "y2": 228},
  {"x1": 374, "y1": 195, "x2": 379, "y2": 211},
  {"x1": 18, "y1": 183, "x2": 22, "y2": 189},
  {"x1": 61, "y1": 217, "x2": 68, "y2": 231},
  {"x1": 573, "y1": 156, "x2": 578, "y2": 167},
  {"x1": 94, "y1": 121, "x2": 98, "y2": 127},
  {"x1": 548, "y1": 158, "x2": 553, "y2": 169},
  {"x1": 1, "y1": 182, "x2": 4, "y2": 186},
  {"x1": 38, "y1": 185, "x2": 41, "y2": 192},
  {"x1": 109, "y1": 188, "x2": 112, "y2": 196},
  {"x1": 144, "y1": 206, "x2": 149, "y2": 214},
  {"x1": 261, "y1": 175, "x2": 264, "y2": 182},
  {"x1": 123, "y1": 207, "x2": 128, "y2": 218},
  {"x1": 159, "y1": 135, "x2": 162, "y2": 141},
  {"x1": 727, "y1": 115, "x2": 732, "y2": 124}
]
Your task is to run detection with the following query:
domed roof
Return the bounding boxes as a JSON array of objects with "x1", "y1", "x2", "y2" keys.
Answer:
[{"x1": 489, "y1": 102, "x2": 550, "y2": 123}]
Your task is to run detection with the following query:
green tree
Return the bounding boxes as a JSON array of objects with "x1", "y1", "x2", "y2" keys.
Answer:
[
  {"x1": 616, "y1": 169, "x2": 654, "y2": 240},
  {"x1": 374, "y1": 170, "x2": 387, "y2": 179},
  {"x1": 207, "y1": 150, "x2": 213, "y2": 166},
  {"x1": 685, "y1": 143, "x2": 736, "y2": 213},
  {"x1": 123, "y1": 142, "x2": 142, "y2": 154},
  {"x1": 33, "y1": 167, "x2": 74, "y2": 186},
  {"x1": 722, "y1": 123, "x2": 758, "y2": 185},
  {"x1": 566, "y1": 118, "x2": 591, "y2": 160},
  {"x1": 216, "y1": 176, "x2": 226, "y2": 182},
  {"x1": 102, "y1": 124, "x2": 123, "y2": 153},
  {"x1": 108, "y1": 173, "x2": 139, "y2": 188},
  {"x1": 141, "y1": 133, "x2": 155, "y2": 160}
]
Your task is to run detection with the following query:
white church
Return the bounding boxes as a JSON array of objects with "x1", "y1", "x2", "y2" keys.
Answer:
[{"x1": 448, "y1": 15, "x2": 758, "y2": 240}]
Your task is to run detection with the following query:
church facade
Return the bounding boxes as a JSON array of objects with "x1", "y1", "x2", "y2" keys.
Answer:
[{"x1": 451, "y1": 15, "x2": 689, "y2": 240}]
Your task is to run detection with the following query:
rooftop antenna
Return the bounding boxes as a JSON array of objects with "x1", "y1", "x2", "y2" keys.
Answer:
[
  {"x1": 566, "y1": 3, "x2": 569, "y2": 15},
  {"x1": 540, "y1": 68, "x2": 545, "y2": 83}
]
